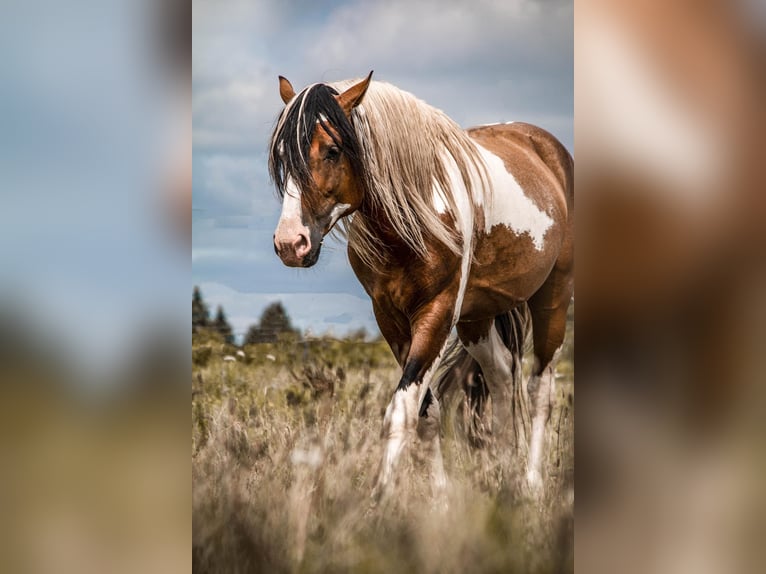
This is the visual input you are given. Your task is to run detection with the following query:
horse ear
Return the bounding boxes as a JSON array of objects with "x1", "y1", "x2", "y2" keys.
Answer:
[
  {"x1": 278, "y1": 76, "x2": 295, "y2": 104},
  {"x1": 336, "y1": 71, "x2": 373, "y2": 115}
]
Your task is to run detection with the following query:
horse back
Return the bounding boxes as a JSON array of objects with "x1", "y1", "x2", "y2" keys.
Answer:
[
  {"x1": 467, "y1": 122, "x2": 573, "y2": 219},
  {"x1": 456, "y1": 123, "x2": 574, "y2": 320}
]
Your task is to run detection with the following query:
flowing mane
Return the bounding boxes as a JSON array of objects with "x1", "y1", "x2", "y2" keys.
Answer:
[{"x1": 269, "y1": 78, "x2": 490, "y2": 266}]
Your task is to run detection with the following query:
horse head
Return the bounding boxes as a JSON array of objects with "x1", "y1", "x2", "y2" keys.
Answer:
[{"x1": 270, "y1": 72, "x2": 373, "y2": 267}]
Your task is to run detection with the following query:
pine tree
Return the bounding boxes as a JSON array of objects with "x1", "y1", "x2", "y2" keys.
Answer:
[
  {"x1": 243, "y1": 323, "x2": 264, "y2": 345},
  {"x1": 244, "y1": 301, "x2": 297, "y2": 344},
  {"x1": 212, "y1": 305, "x2": 235, "y2": 345},
  {"x1": 192, "y1": 286, "x2": 210, "y2": 332},
  {"x1": 347, "y1": 327, "x2": 368, "y2": 341}
]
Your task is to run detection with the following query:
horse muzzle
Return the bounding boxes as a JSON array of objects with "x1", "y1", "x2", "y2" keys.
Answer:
[{"x1": 273, "y1": 232, "x2": 321, "y2": 268}]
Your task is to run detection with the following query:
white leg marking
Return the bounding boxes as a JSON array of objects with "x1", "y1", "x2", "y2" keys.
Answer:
[
  {"x1": 415, "y1": 339, "x2": 459, "y2": 495},
  {"x1": 376, "y1": 338, "x2": 453, "y2": 497},
  {"x1": 464, "y1": 326, "x2": 518, "y2": 441},
  {"x1": 527, "y1": 364, "x2": 554, "y2": 493},
  {"x1": 464, "y1": 324, "x2": 558, "y2": 496},
  {"x1": 376, "y1": 384, "x2": 419, "y2": 496},
  {"x1": 417, "y1": 394, "x2": 447, "y2": 495}
]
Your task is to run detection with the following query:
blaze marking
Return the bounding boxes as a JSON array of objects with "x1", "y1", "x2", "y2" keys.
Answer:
[{"x1": 275, "y1": 178, "x2": 309, "y2": 242}]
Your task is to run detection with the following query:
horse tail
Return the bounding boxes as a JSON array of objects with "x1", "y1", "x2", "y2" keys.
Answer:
[{"x1": 430, "y1": 305, "x2": 532, "y2": 448}]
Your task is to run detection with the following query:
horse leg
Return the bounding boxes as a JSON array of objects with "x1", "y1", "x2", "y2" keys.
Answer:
[
  {"x1": 527, "y1": 264, "x2": 573, "y2": 493},
  {"x1": 374, "y1": 302, "x2": 453, "y2": 499},
  {"x1": 526, "y1": 359, "x2": 555, "y2": 493},
  {"x1": 376, "y1": 376, "x2": 422, "y2": 496},
  {"x1": 461, "y1": 361, "x2": 493, "y2": 448},
  {"x1": 416, "y1": 384, "x2": 446, "y2": 495},
  {"x1": 457, "y1": 318, "x2": 515, "y2": 441}
]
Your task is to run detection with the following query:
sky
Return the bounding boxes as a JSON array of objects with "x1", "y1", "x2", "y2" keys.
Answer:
[
  {"x1": 0, "y1": 0, "x2": 189, "y2": 378},
  {"x1": 192, "y1": 0, "x2": 573, "y2": 341}
]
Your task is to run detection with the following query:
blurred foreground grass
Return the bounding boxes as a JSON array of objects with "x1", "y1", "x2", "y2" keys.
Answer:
[
  {"x1": 192, "y1": 332, "x2": 574, "y2": 573},
  {"x1": 0, "y1": 383, "x2": 189, "y2": 574}
]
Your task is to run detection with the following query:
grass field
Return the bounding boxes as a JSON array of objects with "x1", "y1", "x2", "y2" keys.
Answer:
[{"x1": 192, "y1": 333, "x2": 573, "y2": 573}]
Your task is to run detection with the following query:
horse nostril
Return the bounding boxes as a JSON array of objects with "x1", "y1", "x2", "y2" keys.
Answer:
[{"x1": 294, "y1": 233, "x2": 310, "y2": 258}]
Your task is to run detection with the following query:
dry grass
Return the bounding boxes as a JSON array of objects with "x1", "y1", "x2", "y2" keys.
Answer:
[{"x1": 192, "y1": 337, "x2": 573, "y2": 573}]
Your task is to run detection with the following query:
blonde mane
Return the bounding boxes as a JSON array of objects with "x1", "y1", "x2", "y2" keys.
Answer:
[{"x1": 330, "y1": 79, "x2": 491, "y2": 267}]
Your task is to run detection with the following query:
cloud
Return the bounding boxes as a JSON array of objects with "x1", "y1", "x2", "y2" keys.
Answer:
[
  {"x1": 192, "y1": 75, "x2": 277, "y2": 153},
  {"x1": 193, "y1": 153, "x2": 274, "y2": 216},
  {"x1": 192, "y1": 219, "x2": 366, "y2": 297},
  {"x1": 306, "y1": 0, "x2": 571, "y2": 75},
  {"x1": 192, "y1": 248, "x2": 265, "y2": 264},
  {"x1": 324, "y1": 312, "x2": 354, "y2": 324},
  {"x1": 192, "y1": 0, "x2": 573, "y2": 325}
]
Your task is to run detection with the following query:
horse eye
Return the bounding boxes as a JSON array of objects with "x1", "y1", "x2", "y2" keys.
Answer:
[{"x1": 325, "y1": 146, "x2": 341, "y2": 161}]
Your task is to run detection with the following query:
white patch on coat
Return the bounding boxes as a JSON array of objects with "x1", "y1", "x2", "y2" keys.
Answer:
[
  {"x1": 475, "y1": 144, "x2": 553, "y2": 251},
  {"x1": 432, "y1": 185, "x2": 449, "y2": 214},
  {"x1": 579, "y1": 14, "x2": 723, "y2": 202},
  {"x1": 275, "y1": 178, "x2": 309, "y2": 244},
  {"x1": 327, "y1": 202, "x2": 351, "y2": 231}
]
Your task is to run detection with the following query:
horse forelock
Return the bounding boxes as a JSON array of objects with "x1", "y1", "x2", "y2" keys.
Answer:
[{"x1": 268, "y1": 83, "x2": 364, "y2": 203}]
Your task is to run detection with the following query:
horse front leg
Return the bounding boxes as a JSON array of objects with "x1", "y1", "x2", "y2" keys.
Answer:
[
  {"x1": 375, "y1": 372, "x2": 422, "y2": 497},
  {"x1": 374, "y1": 303, "x2": 453, "y2": 500}
]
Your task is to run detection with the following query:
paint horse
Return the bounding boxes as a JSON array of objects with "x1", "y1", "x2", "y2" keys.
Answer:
[{"x1": 270, "y1": 72, "x2": 573, "y2": 496}]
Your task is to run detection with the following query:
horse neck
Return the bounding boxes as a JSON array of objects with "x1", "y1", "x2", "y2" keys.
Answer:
[
  {"x1": 358, "y1": 196, "x2": 405, "y2": 246},
  {"x1": 353, "y1": 192, "x2": 417, "y2": 261}
]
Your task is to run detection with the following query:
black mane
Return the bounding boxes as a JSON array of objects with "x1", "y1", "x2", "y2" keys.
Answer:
[{"x1": 268, "y1": 83, "x2": 365, "y2": 199}]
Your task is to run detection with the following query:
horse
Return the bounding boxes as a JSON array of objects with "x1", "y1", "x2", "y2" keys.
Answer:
[{"x1": 269, "y1": 72, "x2": 574, "y2": 497}]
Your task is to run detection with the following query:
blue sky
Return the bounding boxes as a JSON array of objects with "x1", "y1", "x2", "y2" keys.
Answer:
[
  {"x1": 0, "y1": 0, "x2": 189, "y2": 378},
  {"x1": 192, "y1": 0, "x2": 573, "y2": 341}
]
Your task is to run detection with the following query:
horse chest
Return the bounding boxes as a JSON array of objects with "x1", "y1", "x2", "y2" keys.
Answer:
[{"x1": 349, "y1": 248, "x2": 459, "y2": 318}]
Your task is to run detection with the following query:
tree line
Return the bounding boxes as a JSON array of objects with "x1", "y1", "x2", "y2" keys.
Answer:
[{"x1": 192, "y1": 286, "x2": 299, "y2": 346}]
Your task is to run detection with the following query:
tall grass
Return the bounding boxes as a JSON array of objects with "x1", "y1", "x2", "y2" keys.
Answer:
[{"x1": 192, "y1": 336, "x2": 573, "y2": 573}]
